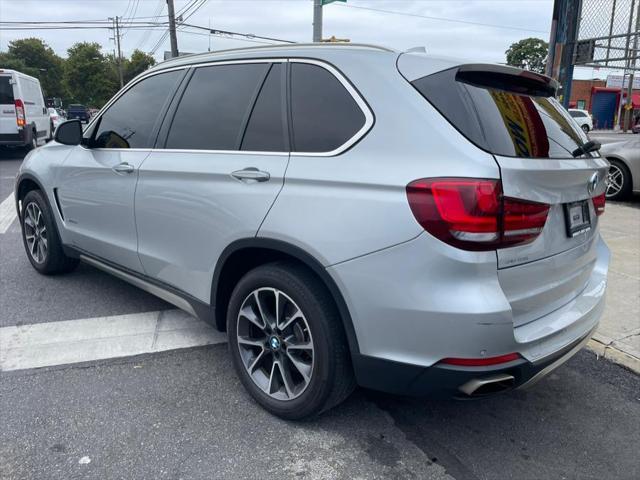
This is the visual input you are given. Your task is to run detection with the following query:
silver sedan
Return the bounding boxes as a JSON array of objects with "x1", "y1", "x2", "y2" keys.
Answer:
[{"x1": 599, "y1": 138, "x2": 640, "y2": 200}]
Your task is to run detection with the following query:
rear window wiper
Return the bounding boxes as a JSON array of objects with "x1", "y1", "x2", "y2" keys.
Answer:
[{"x1": 572, "y1": 140, "x2": 600, "y2": 158}]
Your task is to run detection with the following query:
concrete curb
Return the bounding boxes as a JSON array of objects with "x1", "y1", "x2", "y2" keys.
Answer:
[{"x1": 587, "y1": 338, "x2": 640, "y2": 374}]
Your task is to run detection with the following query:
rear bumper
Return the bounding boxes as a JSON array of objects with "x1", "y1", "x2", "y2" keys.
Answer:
[
  {"x1": 0, "y1": 129, "x2": 30, "y2": 146},
  {"x1": 328, "y1": 231, "x2": 609, "y2": 397},
  {"x1": 353, "y1": 326, "x2": 594, "y2": 397}
]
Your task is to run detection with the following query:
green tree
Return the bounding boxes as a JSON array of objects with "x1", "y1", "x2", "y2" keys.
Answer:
[
  {"x1": 505, "y1": 37, "x2": 549, "y2": 73},
  {"x1": 64, "y1": 42, "x2": 118, "y2": 108},
  {"x1": 0, "y1": 52, "x2": 38, "y2": 77},
  {"x1": 5, "y1": 38, "x2": 65, "y2": 98},
  {"x1": 124, "y1": 49, "x2": 156, "y2": 84}
]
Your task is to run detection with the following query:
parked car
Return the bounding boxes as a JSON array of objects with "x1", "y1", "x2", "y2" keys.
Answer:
[
  {"x1": 0, "y1": 68, "x2": 51, "y2": 150},
  {"x1": 48, "y1": 107, "x2": 64, "y2": 134},
  {"x1": 632, "y1": 122, "x2": 639, "y2": 134},
  {"x1": 15, "y1": 44, "x2": 610, "y2": 419},
  {"x1": 568, "y1": 108, "x2": 593, "y2": 133},
  {"x1": 66, "y1": 104, "x2": 90, "y2": 123},
  {"x1": 599, "y1": 138, "x2": 640, "y2": 200}
]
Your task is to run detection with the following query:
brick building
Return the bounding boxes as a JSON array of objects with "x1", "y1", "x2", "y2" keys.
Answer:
[{"x1": 569, "y1": 79, "x2": 606, "y2": 111}]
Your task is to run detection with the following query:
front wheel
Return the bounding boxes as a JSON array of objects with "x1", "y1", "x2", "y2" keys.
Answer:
[
  {"x1": 581, "y1": 124, "x2": 590, "y2": 133},
  {"x1": 227, "y1": 262, "x2": 355, "y2": 420},
  {"x1": 21, "y1": 190, "x2": 79, "y2": 274},
  {"x1": 606, "y1": 159, "x2": 632, "y2": 201}
]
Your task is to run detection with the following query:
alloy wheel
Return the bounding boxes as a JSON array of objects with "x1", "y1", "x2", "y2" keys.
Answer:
[
  {"x1": 606, "y1": 163, "x2": 624, "y2": 198},
  {"x1": 236, "y1": 288, "x2": 314, "y2": 401},
  {"x1": 23, "y1": 202, "x2": 48, "y2": 264}
]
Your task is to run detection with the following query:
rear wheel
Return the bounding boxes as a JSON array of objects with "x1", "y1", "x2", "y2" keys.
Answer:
[
  {"x1": 606, "y1": 159, "x2": 632, "y2": 201},
  {"x1": 227, "y1": 262, "x2": 355, "y2": 420},
  {"x1": 21, "y1": 190, "x2": 79, "y2": 274},
  {"x1": 24, "y1": 129, "x2": 37, "y2": 151}
]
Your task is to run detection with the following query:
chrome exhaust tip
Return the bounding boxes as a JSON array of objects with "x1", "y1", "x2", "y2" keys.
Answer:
[{"x1": 459, "y1": 373, "x2": 515, "y2": 397}]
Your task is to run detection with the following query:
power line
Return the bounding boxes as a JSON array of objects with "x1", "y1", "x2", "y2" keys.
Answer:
[
  {"x1": 135, "y1": 0, "x2": 165, "y2": 50},
  {"x1": 180, "y1": 22, "x2": 295, "y2": 43},
  {"x1": 336, "y1": 3, "x2": 549, "y2": 34}
]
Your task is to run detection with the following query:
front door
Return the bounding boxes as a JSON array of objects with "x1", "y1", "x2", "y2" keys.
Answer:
[
  {"x1": 56, "y1": 69, "x2": 186, "y2": 272},
  {"x1": 136, "y1": 62, "x2": 289, "y2": 302}
]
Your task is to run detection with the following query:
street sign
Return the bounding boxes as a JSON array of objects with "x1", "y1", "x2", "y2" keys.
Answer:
[{"x1": 322, "y1": 0, "x2": 346, "y2": 5}]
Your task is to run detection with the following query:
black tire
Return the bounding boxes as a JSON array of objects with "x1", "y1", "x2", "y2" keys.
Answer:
[
  {"x1": 606, "y1": 159, "x2": 632, "y2": 201},
  {"x1": 581, "y1": 124, "x2": 590, "y2": 133},
  {"x1": 227, "y1": 261, "x2": 355, "y2": 420},
  {"x1": 21, "y1": 189, "x2": 79, "y2": 275},
  {"x1": 24, "y1": 129, "x2": 37, "y2": 152}
]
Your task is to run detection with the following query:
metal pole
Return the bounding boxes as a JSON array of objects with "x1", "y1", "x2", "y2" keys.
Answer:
[
  {"x1": 623, "y1": 0, "x2": 639, "y2": 131},
  {"x1": 313, "y1": 0, "x2": 323, "y2": 42},
  {"x1": 114, "y1": 16, "x2": 124, "y2": 88},
  {"x1": 167, "y1": 0, "x2": 179, "y2": 58},
  {"x1": 606, "y1": 0, "x2": 618, "y2": 64}
]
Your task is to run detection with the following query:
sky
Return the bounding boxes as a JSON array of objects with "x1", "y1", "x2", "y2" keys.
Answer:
[{"x1": 0, "y1": 0, "x2": 622, "y2": 80}]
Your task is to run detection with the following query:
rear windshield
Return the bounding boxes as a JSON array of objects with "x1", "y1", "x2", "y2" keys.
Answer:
[
  {"x1": 0, "y1": 76, "x2": 14, "y2": 104},
  {"x1": 411, "y1": 68, "x2": 587, "y2": 158},
  {"x1": 68, "y1": 105, "x2": 86, "y2": 111}
]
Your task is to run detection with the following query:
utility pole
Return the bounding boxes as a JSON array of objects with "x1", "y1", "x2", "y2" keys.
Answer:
[
  {"x1": 167, "y1": 0, "x2": 179, "y2": 58},
  {"x1": 622, "y1": 0, "x2": 639, "y2": 132},
  {"x1": 313, "y1": 0, "x2": 323, "y2": 42},
  {"x1": 109, "y1": 16, "x2": 124, "y2": 88}
]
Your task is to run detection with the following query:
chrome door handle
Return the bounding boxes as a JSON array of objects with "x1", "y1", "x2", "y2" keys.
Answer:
[
  {"x1": 112, "y1": 162, "x2": 135, "y2": 174},
  {"x1": 231, "y1": 167, "x2": 270, "y2": 183}
]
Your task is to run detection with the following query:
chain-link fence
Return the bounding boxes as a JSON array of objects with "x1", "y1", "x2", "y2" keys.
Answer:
[{"x1": 576, "y1": 0, "x2": 639, "y2": 70}]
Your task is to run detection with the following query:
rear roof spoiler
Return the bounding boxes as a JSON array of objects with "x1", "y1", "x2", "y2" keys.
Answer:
[{"x1": 455, "y1": 64, "x2": 559, "y2": 97}]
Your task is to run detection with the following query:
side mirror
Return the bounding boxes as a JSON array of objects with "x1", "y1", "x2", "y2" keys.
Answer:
[{"x1": 54, "y1": 119, "x2": 83, "y2": 146}]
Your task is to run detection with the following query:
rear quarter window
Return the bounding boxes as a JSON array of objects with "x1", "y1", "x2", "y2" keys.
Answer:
[
  {"x1": 0, "y1": 77, "x2": 14, "y2": 104},
  {"x1": 411, "y1": 67, "x2": 587, "y2": 159},
  {"x1": 290, "y1": 62, "x2": 366, "y2": 153}
]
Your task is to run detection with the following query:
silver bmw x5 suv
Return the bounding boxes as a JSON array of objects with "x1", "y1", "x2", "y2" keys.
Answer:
[{"x1": 15, "y1": 44, "x2": 610, "y2": 419}]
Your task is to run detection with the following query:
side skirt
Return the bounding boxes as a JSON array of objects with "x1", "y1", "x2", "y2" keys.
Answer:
[{"x1": 68, "y1": 248, "x2": 216, "y2": 326}]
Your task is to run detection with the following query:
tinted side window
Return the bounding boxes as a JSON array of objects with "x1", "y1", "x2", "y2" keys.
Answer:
[
  {"x1": 412, "y1": 68, "x2": 586, "y2": 159},
  {"x1": 241, "y1": 63, "x2": 285, "y2": 152},
  {"x1": 0, "y1": 77, "x2": 14, "y2": 104},
  {"x1": 93, "y1": 70, "x2": 181, "y2": 149},
  {"x1": 290, "y1": 63, "x2": 365, "y2": 153},
  {"x1": 166, "y1": 63, "x2": 268, "y2": 150}
]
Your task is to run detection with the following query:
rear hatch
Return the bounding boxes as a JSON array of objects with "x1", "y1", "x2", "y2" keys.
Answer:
[
  {"x1": 0, "y1": 74, "x2": 18, "y2": 135},
  {"x1": 398, "y1": 55, "x2": 609, "y2": 328}
]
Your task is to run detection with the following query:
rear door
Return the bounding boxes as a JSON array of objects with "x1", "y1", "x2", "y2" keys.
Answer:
[
  {"x1": 22, "y1": 77, "x2": 49, "y2": 141},
  {"x1": 57, "y1": 69, "x2": 185, "y2": 272},
  {"x1": 400, "y1": 58, "x2": 609, "y2": 327},
  {"x1": 0, "y1": 74, "x2": 17, "y2": 136},
  {"x1": 135, "y1": 61, "x2": 289, "y2": 302}
]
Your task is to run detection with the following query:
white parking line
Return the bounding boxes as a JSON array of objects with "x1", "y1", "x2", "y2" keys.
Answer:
[
  {"x1": 0, "y1": 192, "x2": 17, "y2": 233},
  {"x1": 0, "y1": 309, "x2": 227, "y2": 372}
]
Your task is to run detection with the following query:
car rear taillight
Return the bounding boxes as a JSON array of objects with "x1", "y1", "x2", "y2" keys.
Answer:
[
  {"x1": 14, "y1": 99, "x2": 25, "y2": 127},
  {"x1": 592, "y1": 193, "x2": 605, "y2": 216},
  {"x1": 406, "y1": 178, "x2": 550, "y2": 251}
]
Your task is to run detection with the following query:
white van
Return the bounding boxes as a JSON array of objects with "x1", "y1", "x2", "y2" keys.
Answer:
[{"x1": 0, "y1": 69, "x2": 51, "y2": 150}]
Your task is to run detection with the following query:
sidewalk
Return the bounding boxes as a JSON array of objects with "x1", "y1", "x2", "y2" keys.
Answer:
[{"x1": 590, "y1": 201, "x2": 640, "y2": 373}]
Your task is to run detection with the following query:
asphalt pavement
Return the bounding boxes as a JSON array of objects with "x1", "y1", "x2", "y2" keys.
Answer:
[{"x1": 1, "y1": 148, "x2": 639, "y2": 480}]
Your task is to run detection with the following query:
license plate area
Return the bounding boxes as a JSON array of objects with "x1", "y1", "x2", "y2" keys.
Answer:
[{"x1": 563, "y1": 200, "x2": 591, "y2": 237}]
